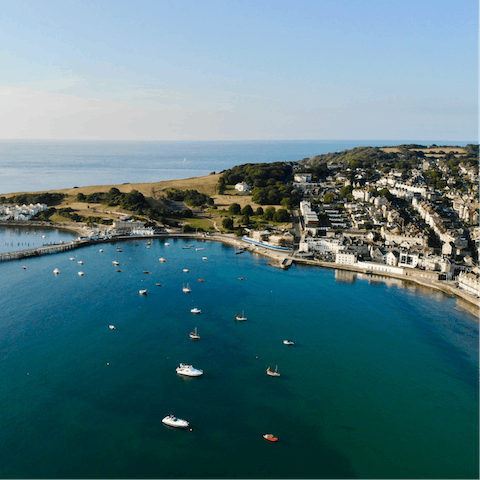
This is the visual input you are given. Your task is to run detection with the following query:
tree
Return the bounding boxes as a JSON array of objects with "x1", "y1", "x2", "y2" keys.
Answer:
[
  {"x1": 324, "y1": 193, "x2": 334, "y2": 204},
  {"x1": 255, "y1": 207, "x2": 264, "y2": 216},
  {"x1": 263, "y1": 206, "x2": 276, "y2": 220},
  {"x1": 274, "y1": 209, "x2": 290, "y2": 223},
  {"x1": 241, "y1": 204, "x2": 254, "y2": 216},
  {"x1": 222, "y1": 217, "x2": 234, "y2": 230},
  {"x1": 228, "y1": 203, "x2": 241, "y2": 215}
]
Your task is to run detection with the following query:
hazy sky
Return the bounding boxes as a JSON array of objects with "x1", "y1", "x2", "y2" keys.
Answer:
[{"x1": 0, "y1": 0, "x2": 477, "y2": 141}]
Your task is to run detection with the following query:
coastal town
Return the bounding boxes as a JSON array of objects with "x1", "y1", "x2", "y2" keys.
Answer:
[{"x1": 1, "y1": 145, "x2": 478, "y2": 306}]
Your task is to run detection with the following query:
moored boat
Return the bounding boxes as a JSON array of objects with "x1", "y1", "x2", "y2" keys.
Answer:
[
  {"x1": 139, "y1": 289, "x2": 148, "y2": 295},
  {"x1": 283, "y1": 340, "x2": 294, "y2": 345},
  {"x1": 235, "y1": 311, "x2": 247, "y2": 321},
  {"x1": 53, "y1": 268, "x2": 60, "y2": 274},
  {"x1": 189, "y1": 327, "x2": 200, "y2": 340},
  {"x1": 109, "y1": 325, "x2": 116, "y2": 329},
  {"x1": 78, "y1": 271, "x2": 84, "y2": 276},
  {"x1": 263, "y1": 433, "x2": 278, "y2": 442},
  {"x1": 162, "y1": 414, "x2": 189, "y2": 429},
  {"x1": 159, "y1": 257, "x2": 166, "y2": 262},
  {"x1": 176, "y1": 363, "x2": 203, "y2": 377},
  {"x1": 266, "y1": 365, "x2": 280, "y2": 377},
  {"x1": 190, "y1": 307, "x2": 201, "y2": 314},
  {"x1": 182, "y1": 283, "x2": 191, "y2": 293},
  {"x1": 112, "y1": 261, "x2": 120, "y2": 265}
]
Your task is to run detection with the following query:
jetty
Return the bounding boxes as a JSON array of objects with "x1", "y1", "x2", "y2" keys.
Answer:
[{"x1": 0, "y1": 238, "x2": 93, "y2": 262}]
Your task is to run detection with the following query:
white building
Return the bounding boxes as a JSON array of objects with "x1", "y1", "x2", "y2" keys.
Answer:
[{"x1": 235, "y1": 182, "x2": 251, "y2": 192}]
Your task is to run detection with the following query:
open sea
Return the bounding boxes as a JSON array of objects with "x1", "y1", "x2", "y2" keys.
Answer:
[{"x1": 0, "y1": 140, "x2": 478, "y2": 479}]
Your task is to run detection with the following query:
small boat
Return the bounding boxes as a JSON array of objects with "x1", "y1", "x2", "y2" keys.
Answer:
[
  {"x1": 164, "y1": 242, "x2": 170, "y2": 246},
  {"x1": 183, "y1": 268, "x2": 189, "y2": 273},
  {"x1": 116, "y1": 248, "x2": 122, "y2": 252},
  {"x1": 53, "y1": 268, "x2": 60, "y2": 274},
  {"x1": 198, "y1": 279, "x2": 205, "y2": 282},
  {"x1": 283, "y1": 340, "x2": 294, "y2": 345},
  {"x1": 176, "y1": 363, "x2": 203, "y2": 377},
  {"x1": 156, "y1": 283, "x2": 162, "y2": 286},
  {"x1": 190, "y1": 307, "x2": 201, "y2": 314},
  {"x1": 139, "y1": 289, "x2": 148, "y2": 295},
  {"x1": 143, "y1": 271, "x2": 150, "y2": 274},
  {"x1": 77, "y1": 261, "x2": 83, "y2": 265},
  {"x1": 42, "y1": 235, "x2": 46, "y2": 238},
  {"x1": 116, "y1": 269, "x2": 121, "y2": 272},
  {"x1": 202, "y1": 257, "x2": 207, "y2": 261},
  {"x1": 78, "y1": 271, "x2": 84, "y2": 276},
  {"x1": 189, "y1": 327, "x2": 200, "y2": 340},
  {"x1": 267, "y1": 365, "x2": 280, "y2": 377},
  {"x1": 263, "y1": 434, "x2": 278, "y2": 442},
  {"x1": 22, "y1": 266, "x2": 26, "y2": 269},
  {"x1": 235, "y1": 311, "x2": 247, "y2": 321},
  {"x1": 99, "y1": 249, "x2": 104, "y2": 252},
  {"x1": 159, "y1": 257, "x2": 166, "y2": 262},
  {"x1": 69, "y1": 257, "x2": 75, "y2": 261},
  {"x1": 182, "y1": 246, "x2": 191, "y2": 250},
  {"x1": 162, "y1": 414, "x2": 189, "y2": 429},
  {"x1": 109, "y1": 325, "x2": 116, "y2": 330},
  {"x1": 182, "y1": 284, "x2": 191, "y2": 293},
  {"x1": 238, "y1": 277, "x2": 244, "y2": 280},
  {"x1": 146, "y1": 241, "x2": 151, "y2": 245},
  {"x1": 196, "y1": 248, "x2": 205, "y2": 251},
  {"x1": 112, "y1": 261, "x2": 120, "y2": 265},
  {"x1": 235, "y1": 248, "x2": 245, "y2": 255}
]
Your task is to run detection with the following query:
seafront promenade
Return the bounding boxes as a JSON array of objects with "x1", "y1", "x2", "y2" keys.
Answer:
[{"x1": 1, "y1": 227, "x2": 478, "y2": 310}]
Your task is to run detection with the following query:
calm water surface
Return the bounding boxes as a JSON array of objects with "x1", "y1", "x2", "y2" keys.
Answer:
[{"x1": 0, "y1": 237, "x2": 477, "y2": 479}]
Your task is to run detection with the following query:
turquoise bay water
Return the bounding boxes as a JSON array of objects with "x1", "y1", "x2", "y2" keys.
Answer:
[
  {"x1": 0, "y1": 225, "x2": 78, "y2": 254},
  {"x1": 0, "y1": 237, "x2": 478, "y2": 479}
]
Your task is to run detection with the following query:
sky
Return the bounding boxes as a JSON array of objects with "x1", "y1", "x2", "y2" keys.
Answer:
[{"x1": 0, "y1": 0, "x2": 477, "y2": 141}]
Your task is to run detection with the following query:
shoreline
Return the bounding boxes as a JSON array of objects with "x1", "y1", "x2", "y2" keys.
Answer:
[{"x1": 1, "y1": 221, "x2": 479, "y2": 311}]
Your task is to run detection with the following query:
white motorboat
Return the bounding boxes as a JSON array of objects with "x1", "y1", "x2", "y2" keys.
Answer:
[
  {"x1": 182, "y1": 284, "x2": 191, "y2": 293},
  {"x1": 189, "y1": 327, "x2": 200, "y2": 340},
  {"x1": 176, "y1": 363, "x2": 203, "y2": 377},
  {"x1": 267, "y1": 365, "x2": 280, "y2": 377},
  {"x1": 109, "y1": 325, "x2": 116, "y2": 329},
  {"x1": 78, "y1": 271, "x2": 84, "y2": 276},
  {"x1": 283, "y1": 340, "x2": 294, "y2": 345},
  {"x1": 69, "y1": 257, "x2": 75, "y2": 261},
  {"x1": 112, "y1": 261, "x2": 120, "y2": 265},
  {"x1": 190, "y1": 307, "x2": 201, "y2": 314},
  {"x1": 159, "y1": 257, "x2": 166, "y2": 262},
  {"x1": 164, "y1": 243, "x2": 170, "y2": 246},
  {"x1": 77, "y1": 261, "x2": 83, "y2": 265},
  {"x1": 196, "y1": 248, "x2": 204, "y2": 251},
  {"x1": 99, "y1": 249, "x2": 104, "y2": 252},
  {"x1": 53, "y1": 268, "x2": 60, "y2": 274},
  {"x1": 162, "y1": 414, "x2": 189, "y2": 429},
  {"x1": 183, "y1": 268, "x2": 189, "y2": 273},
  {"x1": 202, "y1": 257, "x2": 207, "y2": 260},
  {"x1": 139, "y1": 289, "x2": 148, "y2": 295},
  {"x1": 235, "y1": 311, "x2": 247, "y2": 321}
]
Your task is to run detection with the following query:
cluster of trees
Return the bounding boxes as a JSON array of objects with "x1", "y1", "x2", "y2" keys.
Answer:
[
  {"x1": 0, "y1": 192, "x2": 66, "y2": 205},
  {"x1": 56, "y1": 207, "x2": 113, "y2": 225},
  {"x1": 222, "y1": 202, "x2": 290, "y2": 231},
  {"x1": 76, "y1": 188, "x2": 149, "y2": 213},
  {"x1": 164, "y1": 189, "x2": 214, "y2": 207},
  {"x1": 219, "y1": 162, "x2": 300, "y2": 208},
  {"x1": 221, "y1": 162, "x2": 293, "y2": 188}
]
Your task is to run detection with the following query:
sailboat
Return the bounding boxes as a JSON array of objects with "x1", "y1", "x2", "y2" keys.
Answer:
[
  {"x1": 189, "y1": 327, "x2": 200, "y2": 340},
  {"x1": 182, "y1": 283, "x2": 191, "y2": 293},
  {"x1": 266, "y1": 365, "x2": 280, "y2": 377},
  {"x1": 235, "y1": 311, "x2": 247, "y2": 321}
]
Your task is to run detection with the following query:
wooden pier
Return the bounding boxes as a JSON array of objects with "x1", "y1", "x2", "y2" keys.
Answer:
[{"x1": 0, "y1": 239, "x2": 91, "y2": 263}]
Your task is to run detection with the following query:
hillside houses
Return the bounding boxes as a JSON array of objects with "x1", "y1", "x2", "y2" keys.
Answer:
[{"x1": 0, "y1": 203, "x2": 47, "y2": 221}]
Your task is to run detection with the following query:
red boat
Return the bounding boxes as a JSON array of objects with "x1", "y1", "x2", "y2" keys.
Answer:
[{"x1": 263, "y1": 434, "x2": 278, "y2": 442}]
